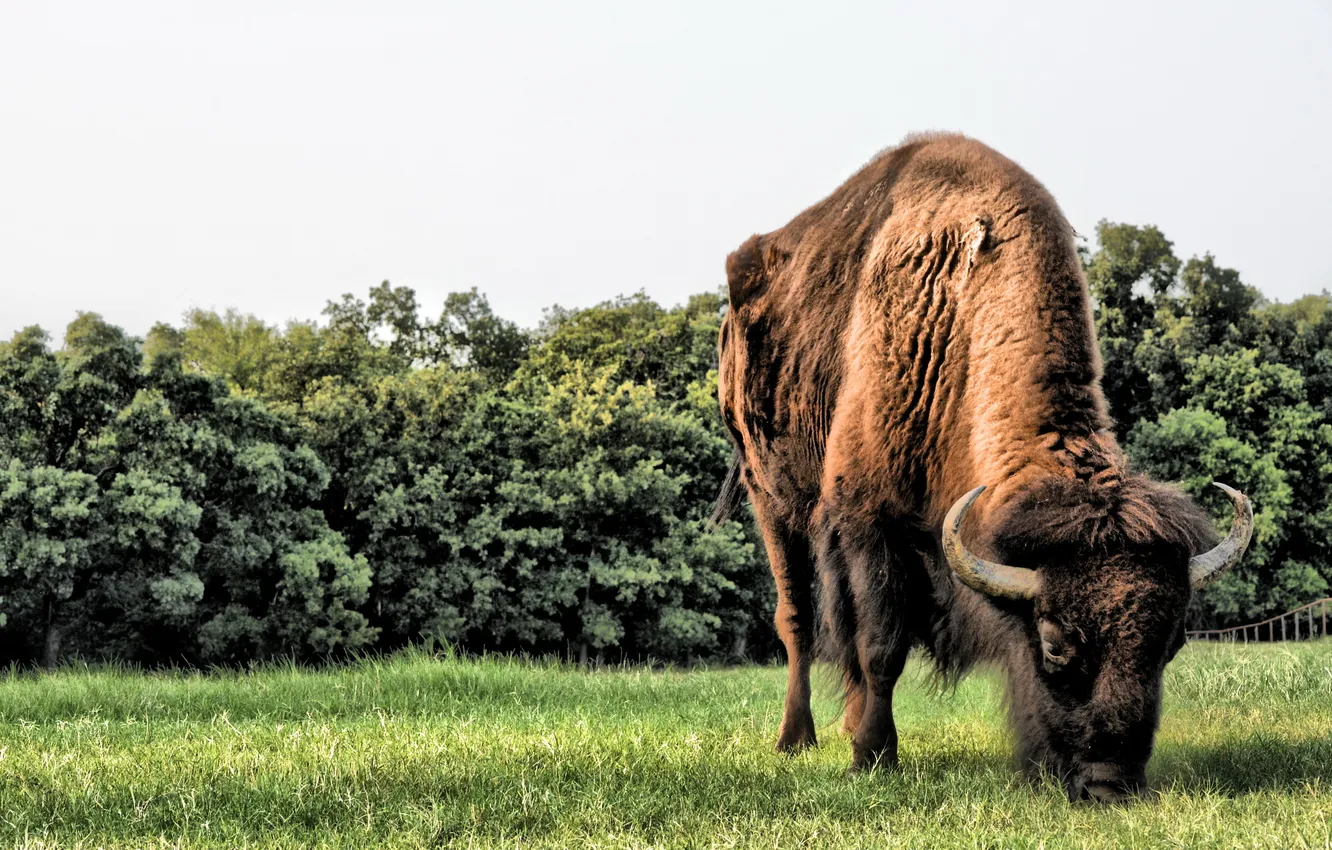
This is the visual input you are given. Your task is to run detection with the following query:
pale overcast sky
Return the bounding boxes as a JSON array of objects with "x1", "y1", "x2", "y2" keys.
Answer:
[{"x1": 3, "y1": 1, "x2": 1330, "y2": 342}]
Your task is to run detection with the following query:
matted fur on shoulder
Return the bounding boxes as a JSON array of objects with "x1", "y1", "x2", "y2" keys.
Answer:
[{"x1": 990, "y1": 474, "x2": 1220, "y2": 564}]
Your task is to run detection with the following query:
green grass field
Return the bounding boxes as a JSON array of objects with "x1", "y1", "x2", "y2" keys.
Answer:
[{"x1": 0, "y1": 643, "x2": 1329, "y2": 849}]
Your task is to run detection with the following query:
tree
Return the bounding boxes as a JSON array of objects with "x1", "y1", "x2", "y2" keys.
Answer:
[
  {"x1": 366, "y1": 280, "x2": 425, "y2": 363},
  {"x1": 0, "y1": 318, "x2": 203, "y2": 665},
  {"x1": 434, "y1": 288, "x2": 530, "y2": 382},
  {"x1": 176, "y1": 308, "x2": 279, "y2": 394},
  {"x1": 0, "y1": 320, "x2": 376, "y2": 666},
  {"x1": 1084, "y1": 222, "x2": 1181, "y2": 437},
  {"x1": 525, "y1": 364, "x2": 758, "y2": 661},
  {"x1": 518, "y1": 292, "x2": 724, "y2": 404},
  {"x1": 0, "y1": 461, "x2": 99, "y2": 665},
  {"x1": 0, "y1": 326, "x2": 60, "y2": 464},
  {"x1": 123, "y1": 356, "x2": 377, "y2": 663}
]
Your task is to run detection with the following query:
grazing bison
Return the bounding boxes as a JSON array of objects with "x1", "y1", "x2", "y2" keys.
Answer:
[{"x1": 713, "y1": 133, "x2": 1252, "y2": 802}]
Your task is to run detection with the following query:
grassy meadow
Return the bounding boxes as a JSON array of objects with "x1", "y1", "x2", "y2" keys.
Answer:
[{"x1": 0, "y1": 642, "x2": 1328, "y2": 849}]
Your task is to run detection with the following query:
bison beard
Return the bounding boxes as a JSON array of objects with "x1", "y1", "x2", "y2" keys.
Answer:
[{"x1": 715, "y1": 133, "x2": 1252, "y2": 803}]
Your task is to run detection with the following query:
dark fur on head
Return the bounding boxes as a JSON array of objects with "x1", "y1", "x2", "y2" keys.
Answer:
[{"x1": 990, "y1": 474, "x2": 1219, "y2": 566}]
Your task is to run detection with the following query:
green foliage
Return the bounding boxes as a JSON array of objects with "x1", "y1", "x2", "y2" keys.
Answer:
[
  {"x1": 177, "y1": 308, "x2": 280, "y2": 393},
  {"x1": 0, "y1": 461, "x2": 98, "y2": 631},
  {"x1": 1085, "y1": 222, "x2": 1181, "y2": 431},
  {"x1": 294, "y1": 292, "x2": 762, "y2": 662},
  {"x1": 1089, "y1": 223, "x2": 1332, "y2": 626},
  {"x1": 0, "y1": 285, "x2": 765, "y2": 667},
  {"x1": 435, "y1": 287, "x2": 531, "y2": 380},
  {"x1": 0, "y1": 322, "x2": 374, "y2": 666},
  {"x1": 519, "y1": 291, "x2": 724, "y2": 403}
]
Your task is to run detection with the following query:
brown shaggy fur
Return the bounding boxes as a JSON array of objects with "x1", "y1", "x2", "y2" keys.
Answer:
[{"x1": 716, "y1": 133, "x2": 1219, "y2": 800}]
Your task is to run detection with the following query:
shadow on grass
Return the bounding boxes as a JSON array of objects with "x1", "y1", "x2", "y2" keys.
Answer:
[{"x1": 1154, "y1": 733, "x2": 1332, "y2": 795}]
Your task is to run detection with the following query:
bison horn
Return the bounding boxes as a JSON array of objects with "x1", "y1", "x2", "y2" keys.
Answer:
[
  {"x1": 1188, "y1": 482, "x2": 1253, "y2": 590},
  {"x1": 943, "y1": 486, "x2": 1042, "y2": 600}
]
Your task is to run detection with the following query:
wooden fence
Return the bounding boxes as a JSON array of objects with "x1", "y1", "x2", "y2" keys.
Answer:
[{"x1": 1187, "y1": 597, "x2": 1331, "y2": 643}]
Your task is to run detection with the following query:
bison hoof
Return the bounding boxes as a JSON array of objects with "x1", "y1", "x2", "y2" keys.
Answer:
[
  {"x1": 774, "y1": 731, "x2": 817, "y2": 753},
  {"x1": 848, "y1": 749, "x2": 899, "y2": 775},
  {"x1": 774, "y1": 708, "x2": 817, "y2": 753}
]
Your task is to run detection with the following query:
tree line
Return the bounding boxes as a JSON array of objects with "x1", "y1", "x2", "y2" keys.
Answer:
[{"x1": 1, "y1": 222, "x2": 1328, "y2": 667}]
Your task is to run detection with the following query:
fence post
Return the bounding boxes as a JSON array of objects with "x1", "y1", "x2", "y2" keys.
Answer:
[{"x1": 1282, "y1": 617, "x2": 1287, "y2": 641}]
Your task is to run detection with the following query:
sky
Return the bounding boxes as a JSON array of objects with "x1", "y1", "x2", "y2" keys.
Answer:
[{"x1": 3, "y1": 1, "x2": 1330, "y2": 343}]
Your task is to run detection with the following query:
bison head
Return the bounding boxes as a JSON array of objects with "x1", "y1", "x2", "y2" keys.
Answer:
[{"x1": 942, "y1": 483, "x2": 1252, "y2": 803}]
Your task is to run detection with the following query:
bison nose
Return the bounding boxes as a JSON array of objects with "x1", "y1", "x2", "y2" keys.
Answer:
[{"x1": 1070, "y1": 763, "x2": 1147, "y2": 804}]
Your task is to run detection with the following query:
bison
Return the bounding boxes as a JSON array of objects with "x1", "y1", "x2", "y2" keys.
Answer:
[{"x1": 713, "y1": 133, "x2": 1252, "y2": 802}]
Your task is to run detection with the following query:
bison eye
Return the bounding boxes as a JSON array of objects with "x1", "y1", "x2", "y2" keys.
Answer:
[{"x1": 1037, "y1": 619, "x2": 1076, "y2": 671}]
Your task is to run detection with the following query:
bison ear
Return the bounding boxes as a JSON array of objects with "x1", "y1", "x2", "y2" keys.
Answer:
[{"x1": 725, "y1": 235, "x2": 767, "y2": 308}]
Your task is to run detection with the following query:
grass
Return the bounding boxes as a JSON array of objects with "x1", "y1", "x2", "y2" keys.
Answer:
[{"x1": 0, "y1": 643, "x2": 1329, "y2": 849}]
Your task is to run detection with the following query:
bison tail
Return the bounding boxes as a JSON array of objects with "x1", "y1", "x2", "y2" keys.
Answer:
[{"x1": 708, "y1": 453, "x2": 747, "y2": 528}]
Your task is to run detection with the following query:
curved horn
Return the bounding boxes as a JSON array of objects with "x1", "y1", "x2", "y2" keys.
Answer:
[
  {"x1": 1189, "y1": 482, "x2": 1253, "y2": 590},
  {"x1": 943, "y1": 486, "x2": 1042, "y2": 600}
]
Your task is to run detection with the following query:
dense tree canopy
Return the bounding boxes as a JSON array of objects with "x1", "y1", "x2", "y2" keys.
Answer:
[
  {"x1": 1, "y1": 224, "x2": 1329, "y2": 667},
  {"x1": 1, "y1": 284, "x2": 767, "y2": 667},
  {"x1": 1092, "y1": 222, "x2": 1332, "y2": 624}
]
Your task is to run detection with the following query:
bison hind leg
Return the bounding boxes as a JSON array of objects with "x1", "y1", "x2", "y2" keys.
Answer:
[
  {"x1": 815, "y1": 540, "x2": 866, "y2": 737},
  {"x1": 750, "y1": 495, "x2": 819, "y2": 754},
  {"x1": 835, "y1": 519, "x2": 921, "y2": 773}
]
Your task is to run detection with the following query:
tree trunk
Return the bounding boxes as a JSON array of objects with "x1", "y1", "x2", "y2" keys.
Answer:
[
  {"x1": 42, "y1": 617, "x2": 63, "y2": 670},
  {"x1": 577, "y1": 642, "x2": 588, "y2": 668},
  {"x1": 731, "y1": 633, "x2": 748, "y2": 662}
]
